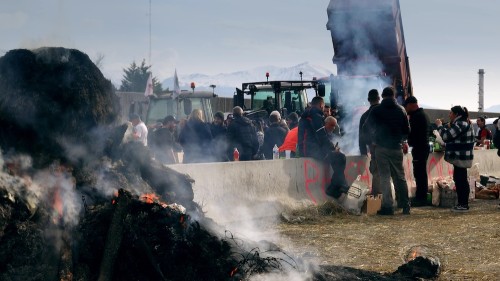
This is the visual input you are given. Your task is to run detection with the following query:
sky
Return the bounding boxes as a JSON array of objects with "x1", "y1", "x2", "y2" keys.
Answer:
[{"x1": 1, "y1": 0, "x2": 499, "y2": 111}]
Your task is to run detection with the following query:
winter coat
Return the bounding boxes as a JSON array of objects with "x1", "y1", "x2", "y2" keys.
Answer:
[
  {"x1": 179, "y1": 119, "x2": 213, "y2": 163},
  {"x1": 210, "y1": 123, "x2": 229, "y2": 162},
  {"x1": 475, "y1": 127, "x2": 493, "y2": 146},
  {"x1": 227, "y1": 115, "x2": 259, "y2": 161},
  {"x1": 150, "y1": 127, "x2": 181, "y2": 164},
  {"x1": 262, "y1": 123, "x2": 287, "y2": 159},
  {"x1": 315, "y1": 126, "x2": 336, "y2": 160},
  {"x1": 407, "y1": 108, "x2": 431, "y2": 149},
  {"x1": 493, "y1": 125, "x2": 500, "y2": 157},
  {"x1": 358, "y1": 104, "x2": 377, "y2": 155},
  {"x1": 279, "y1": 127, "x2": 298, "y2": 152},
  {"x1": 298, "y1": 107, "x2": 324, "y2": 159},
  {"x1": 363, "y1": 98, "x2": 410, "y2": 150},
  {"x1": 438, "y1": 116, "x2": 475, "y2": 168}
]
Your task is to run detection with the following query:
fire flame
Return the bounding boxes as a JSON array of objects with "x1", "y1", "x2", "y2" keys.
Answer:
[
  {"x1": 407, "y1": 246, "x2": 423, "y2": 262},
  {"x1": 140, "y1": 193, "x2": 160, "y2": 204},
  {"x1": 52, "y1": 187, "x2": 63, "y2": 223},
  {"x1": 139, "y1": 192, "x2": 170, "y2": 209},
  {"x1": 112, "y1": 190, "x2": 119, "y2": 205},
  {"x1": 230, "y1": 267, "x2": 238, "y2": 277},
  {"x1": 410, "y1": 250, "x2": 418, "y2": 260}
]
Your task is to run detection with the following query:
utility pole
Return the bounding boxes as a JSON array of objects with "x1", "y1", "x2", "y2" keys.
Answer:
[{"x1": 148, "y1": 0, "x2": 152, "y2": 66}]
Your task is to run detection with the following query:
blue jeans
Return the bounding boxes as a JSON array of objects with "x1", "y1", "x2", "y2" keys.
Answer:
[{"x1": 375, "y1": 146, "x2": 409, "y2": 209}]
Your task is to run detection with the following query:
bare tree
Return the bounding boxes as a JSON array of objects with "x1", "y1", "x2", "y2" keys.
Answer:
[{"x1": 93, "y1": 52, "x2": 105, "y2": 69}]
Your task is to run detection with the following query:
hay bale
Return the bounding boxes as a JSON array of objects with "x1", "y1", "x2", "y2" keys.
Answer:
[{"x1": 0, "y1": 47, "x2": 120, "y2": 167}]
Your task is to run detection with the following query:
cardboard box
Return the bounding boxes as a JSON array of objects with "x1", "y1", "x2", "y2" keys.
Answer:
[{"x1": 364, "y1": 194, "x2": 382, "y2": 215}]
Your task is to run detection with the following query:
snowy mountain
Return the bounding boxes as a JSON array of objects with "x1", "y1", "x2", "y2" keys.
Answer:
[
  {"x1": 162, "y1": 62, "x2": 334, "y2": 97},
  {"x1": 485, "y1": 104, "x2": 500, "y2": 113}
]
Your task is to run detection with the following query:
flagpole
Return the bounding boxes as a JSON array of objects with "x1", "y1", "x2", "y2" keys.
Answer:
[{"x1": 173, "y1": 69, "x2": 180, "y2": 99}]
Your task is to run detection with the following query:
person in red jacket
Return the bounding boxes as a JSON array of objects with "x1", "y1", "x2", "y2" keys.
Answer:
[
  {"x1": 475, "y1": 116, "x2": 492, "y2": 147},
  {"x1": 279, "y1": 127, "x2": 298, "y2": 157}
]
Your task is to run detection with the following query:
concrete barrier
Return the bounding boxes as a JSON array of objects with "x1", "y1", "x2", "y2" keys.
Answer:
[{"x1": 167, "y1": 149, "x2": 500, "y2": 223}]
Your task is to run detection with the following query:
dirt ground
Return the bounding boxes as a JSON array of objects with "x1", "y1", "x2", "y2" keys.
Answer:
[{"x1": 268, "y1": 199, "x2": 500, "y2": 280}]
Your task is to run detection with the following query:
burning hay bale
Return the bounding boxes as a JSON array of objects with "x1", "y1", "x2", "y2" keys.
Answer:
[
  {"x1": 75, "y1": 188, "x2": 238, "y2": 281},
  {"x1": 0, "y1": 166, "x2": 300, "y2": 281},
  {"x1": 0, "y1": 47, "x2": 120, "y2": 168},
  {"x1": 0, "y1": 47, "x2": 304, "y2": 281},
  {"x1": 393, "y1": 256, "x2": 440, "y2": 280}
]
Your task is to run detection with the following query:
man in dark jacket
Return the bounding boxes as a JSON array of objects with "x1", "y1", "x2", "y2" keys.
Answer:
[
  {"x1": 359, "y1": 89, "x2": 381, "y2": 195},
  {"x1": 404, "y1": 96, "x2": 431, "y2": 206},
  {"x1": 298, "y1": 96, "x2": 325, "y2": 159},
  {"x1": 151, "y1": 115, "x2": 181, "y2": 164},
  {"x1": 364, "y1": 87, "x2": 411, "y2": 215},
  {"x1": 494, "y1": 118, "x2": 500, "y2": 209},
  {"x1": 317, "y1": 116, "x2": 349, "y2": 199},
  {"x1": 262, "y1": 113, "x2": 288, "y2": 159},
  {"x1": 227, "y1": 106, "x2": 259, "y2": 161},
  {"x1": 178, "y1": 110, "x2": 213, "y2": 163},
  {"x1": 210, "y1": 111, "x2": 229, "y2": 162}
]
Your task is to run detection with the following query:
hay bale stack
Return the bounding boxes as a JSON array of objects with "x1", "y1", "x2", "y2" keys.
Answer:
[{"x1": 0, "y1": 47, "x2": 120, "y2": 167}]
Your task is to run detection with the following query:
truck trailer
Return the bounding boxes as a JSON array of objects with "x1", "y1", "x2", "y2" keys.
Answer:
[
  {"x1": 323, "y1": 0, "x2": 412, "y2": 110},
  {"x1": 317, "y1": 0, "x2": 413, "y2": 154}
]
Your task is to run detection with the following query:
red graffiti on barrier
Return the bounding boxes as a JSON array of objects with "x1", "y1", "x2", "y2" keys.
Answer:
[
  {"x1": 345, "y1": 160, "x2": 370, "y2": 184},
  {"x1": 403, "y1": 156, "x2": 413, "y2": 184},
  {"x1": 321, "y1": 164, "x2": 330, "y2": 200},
  {"x1": 427, "y1": 154, "x2": 444, "y2": 179},
  {"x1": 304, "y1": 154, "x2": 457, "y2": 203},
  {"x1": 302, "y1": 151, "x2": 486, "y2": 204},
  {"x1": 303, "y1": 159, "x2": 371, "y2": 204},
  {"x1": 426, "y1": 153, "x2": 455, "y2": 181},
  {"x1": 304, "y1": 160, "x2": 320, "y2": 204}
]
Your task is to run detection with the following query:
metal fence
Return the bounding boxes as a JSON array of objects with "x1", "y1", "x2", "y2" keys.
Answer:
[{"x1": 212, "y1": 97, "x2": 251, "y2": 113}]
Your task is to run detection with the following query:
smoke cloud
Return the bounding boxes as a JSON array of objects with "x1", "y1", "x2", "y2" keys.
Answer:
[{"x1": 326, "y1": 0, "x2": 394, "y2": 155}]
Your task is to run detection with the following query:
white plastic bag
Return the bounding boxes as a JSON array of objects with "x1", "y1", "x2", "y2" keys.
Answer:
[
  {"x1": 342, "y1": 175, "x2": 369, "y2": 215},
  {"x1": 468, "y1": 163, "x2": 480, "y2": 181},
  {"x1": 468, "y1": 177, "x2": 476, "y2": 202},
  {"x1": 433, "y1": 130, "x2": 445, "y2": 145}
]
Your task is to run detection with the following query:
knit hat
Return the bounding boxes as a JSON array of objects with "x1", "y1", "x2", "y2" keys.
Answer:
[{"x1": 214, "y1": 111, "x2": 224, "y2": 120}]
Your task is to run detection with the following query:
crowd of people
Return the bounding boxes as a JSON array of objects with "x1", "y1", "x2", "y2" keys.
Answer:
[
  {"x1": 128, "y1": 104, "x2": 331, "y2": 165},
  {"x1": 360, "y1": 87, "x2": 500, "y2": 215},
  {"x1": 127, "y1": 86, "x2": 500, "y2": 214}
]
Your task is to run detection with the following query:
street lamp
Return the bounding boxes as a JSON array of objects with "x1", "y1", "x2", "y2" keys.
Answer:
[{"x1": 210, "y1": 84, "x2": 216, "y2": 96}]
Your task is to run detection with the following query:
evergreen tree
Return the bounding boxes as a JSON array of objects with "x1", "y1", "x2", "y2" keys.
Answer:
[{"x1": 119, "y1": 59, "x2": 163, "y2": 93}]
